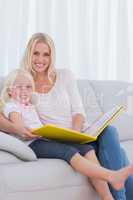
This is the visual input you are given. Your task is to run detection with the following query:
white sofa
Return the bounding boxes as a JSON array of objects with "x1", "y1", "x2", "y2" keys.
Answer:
[{"x1": 0, "y1": 79, "x2": 133, "y2": 200}]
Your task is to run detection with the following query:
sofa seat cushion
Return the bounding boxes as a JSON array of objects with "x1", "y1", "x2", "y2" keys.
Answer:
[
  {"x1": 121, "y1": 140, "x2": 133, "y2": 163},
  {"x1": 0, "y1": 159, "x2": 94, "y2": 193},
  {"x1": 0, "y1": 151, "x2": 22, "y2": 164},
  {"x1": 0, "y1": 159, "x2": 100, "y2": 200},
  {"x1": 0, "y1": 159, "x2": 99, "y2": 200}
]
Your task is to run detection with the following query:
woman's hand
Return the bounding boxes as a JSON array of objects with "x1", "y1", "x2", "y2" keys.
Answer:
[
  {"x1": 13, "y1": 124, "x2": 40, "y2": 140},
  {"x1": 72, "y1": 113, "x2": 85, "y2": 132},
  {"x1": 22, "y1": 128, "x2": 41, "y2": 140}
]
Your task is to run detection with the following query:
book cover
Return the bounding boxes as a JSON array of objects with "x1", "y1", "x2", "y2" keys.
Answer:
[{"x1": 32, "y1": 105, "x2": 125, "y2": 144}]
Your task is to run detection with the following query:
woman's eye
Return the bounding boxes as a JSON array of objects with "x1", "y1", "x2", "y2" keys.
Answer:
[{"x1": 44, "y1": 53, "x2": 50, "y2": 57}]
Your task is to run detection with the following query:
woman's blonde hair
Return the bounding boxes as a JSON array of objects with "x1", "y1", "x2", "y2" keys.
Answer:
[
  {"x1": 20, "y1": 32, "x2": 56, "y2": 83},
  {"x1": 0, "y1": 69, "x2": 35, "y2": 105}
]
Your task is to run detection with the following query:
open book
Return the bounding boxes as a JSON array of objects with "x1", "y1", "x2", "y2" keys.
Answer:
[{"x1": 32, "y1": 105, "x2": 125, "y2": 144}]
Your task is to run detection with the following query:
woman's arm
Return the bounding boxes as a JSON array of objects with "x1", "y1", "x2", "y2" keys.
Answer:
[
  {"x1": 72, "y1": 113, "x2": 85, "y2": 132},
  {"x1": 64, "y1": 69, "x2": 86, "y2": 132},
  {"x1": 0, "y1": 112, "x2": 38, "y2": 139},
  {"x1": 0, "y1": 112, "x2": 16, "y2": 134},
  {"x1": 9, "y1": 112, "x2": 39, "y2": 139}
]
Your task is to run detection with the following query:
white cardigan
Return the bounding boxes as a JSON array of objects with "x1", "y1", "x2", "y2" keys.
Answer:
[{"x1": 34, "y1": 68, "x2": 86, "y2": 129}]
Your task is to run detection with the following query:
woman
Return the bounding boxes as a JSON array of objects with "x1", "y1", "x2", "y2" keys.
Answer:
[{"x1": 0, "y1": 33, "x2": 132, "y2": 199}]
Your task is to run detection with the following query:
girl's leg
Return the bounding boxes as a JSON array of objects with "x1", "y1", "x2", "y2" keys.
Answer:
[
  {"x1": 97, "y1": 126, "x2": 128, "y2": 199},
  {"x1": 70, "y1": 151, "x2": 133, "y2": 191},
  {"x1": 29, "y1": 138, "x2": 133, "y2": 198},
  {"x1": 84, "y1": 150, "x2": 114, "y2": 200}
]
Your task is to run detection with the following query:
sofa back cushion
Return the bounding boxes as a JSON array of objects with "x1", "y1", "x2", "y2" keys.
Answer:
[
  {"x1": 77, "y1": 80, "x2": 103, "y2": 126},
  {"x1": 0, "y1": 76, "x2": 4, "y2": 92},
  {"x1": 89, "y1": 80, "x2": 133, "y2": 141}
]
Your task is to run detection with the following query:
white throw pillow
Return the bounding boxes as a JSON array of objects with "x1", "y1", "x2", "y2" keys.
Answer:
[{"x1": 0, "y1": 131, "x2": 37, "y2": 161}]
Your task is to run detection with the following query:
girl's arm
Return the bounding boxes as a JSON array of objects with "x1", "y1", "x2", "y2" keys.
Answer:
[{"x1": 72, "y1": 113, "x2": 85, "y2": 132}]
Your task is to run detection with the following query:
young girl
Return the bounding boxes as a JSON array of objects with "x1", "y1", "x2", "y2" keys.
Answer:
[
  {"x1": 1, "y1": 68, "x2": 133, "y2": 200},
  {"x1": 0, "y1": 69, "x2": 42, "y2": 144}
]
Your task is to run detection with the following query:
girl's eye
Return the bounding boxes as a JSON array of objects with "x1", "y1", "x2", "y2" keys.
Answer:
[
  {"x1": 26, "y1": 85, "x2": 32, "y2": 89},
  {"x1": 33, "y1": 51, "x2": 39, "y2": 56},
  {"x1": 13, "y1": 85, "x2": 32, "y2": 90},
  {"x1": 14, "y1": 85, "x2": 22, "y2": 89}
]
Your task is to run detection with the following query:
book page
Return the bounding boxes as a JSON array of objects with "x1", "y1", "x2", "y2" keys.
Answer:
[{"x1": 84, "y1": 106, "x2": 123, "y2": 137}]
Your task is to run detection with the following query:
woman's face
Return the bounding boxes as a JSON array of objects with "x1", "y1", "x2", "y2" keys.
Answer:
[{"x1": 32, "y1": 42, "x2": 51, "y2": 74}]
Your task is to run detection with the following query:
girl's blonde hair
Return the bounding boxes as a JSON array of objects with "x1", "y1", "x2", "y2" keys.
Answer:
[
  {"x1": 21, "y1": 32, "x2": 56, "y2": 83},
  {"x1": 0, "y1": 69, "x2": 35, "y2": 105}
]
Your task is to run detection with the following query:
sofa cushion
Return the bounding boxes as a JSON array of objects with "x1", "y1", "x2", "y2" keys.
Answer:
[
  {"x1": 90, "y1": 81, "x2": 133, "y2": 141},
  {"x1": 0, "y1": 159, "x2": 94, "y2": 193},
  {"x1": 0, "y1": 132, "x2": 37, "y2": 161},
  {"x1": 0, "y1": 76, "x2": 4, "y2": 92},
  {"x1": 0, "y1": 151, "x2": 22, "y2": 164},
  {"x1": 121, "y1": 140, "x2": 133, "y2": 163},
  {"x1": 77, "y1": 80, "x2": 103, "y2": 126}
]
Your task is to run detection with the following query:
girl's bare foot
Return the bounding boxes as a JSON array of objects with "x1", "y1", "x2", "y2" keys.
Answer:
[{"x1": 109, "y1": 165, "x2": 133, "y2": 191}]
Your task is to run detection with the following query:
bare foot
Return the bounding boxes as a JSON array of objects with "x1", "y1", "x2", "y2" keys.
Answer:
[
  {"x1": 103, "y1": 197, "x2": 114, "y2": 200},
  {"x1": 103, "y1": 195, "x2": 114, "y2": 200},
  {"x1": 109, "y1": 165, "x2": 133, "y2": 191}
]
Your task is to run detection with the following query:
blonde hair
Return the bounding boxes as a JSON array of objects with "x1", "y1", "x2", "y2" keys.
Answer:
[
  {"x1": 0, "y1": 69, "x2": 35, "y2": 105},
  {"x1": 21, "y1": 32, "x2": 56, "y2": 83}
]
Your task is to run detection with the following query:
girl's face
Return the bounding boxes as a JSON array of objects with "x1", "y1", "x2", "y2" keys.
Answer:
[
  {"x1": 32, "y1": 42, "x2": 51, "y2": 74},
  {"x1": 8, "y1": 75, "x2": 33, "y2": 105}
]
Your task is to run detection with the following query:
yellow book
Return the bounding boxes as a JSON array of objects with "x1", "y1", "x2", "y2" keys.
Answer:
[{"x1": 32, "y1": 105, "x2": 125, "y2": 144}]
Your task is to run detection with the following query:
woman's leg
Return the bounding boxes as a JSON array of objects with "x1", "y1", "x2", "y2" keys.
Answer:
[
  {"x1": 121, "y1": 147, "x2": 133, "y2": 200},
  {"x1": 86, "y1": 149, "x2": 133, "y2": 199},
  {"x1": 96, "y1": 125, "x2": 130, "y2": 199}
]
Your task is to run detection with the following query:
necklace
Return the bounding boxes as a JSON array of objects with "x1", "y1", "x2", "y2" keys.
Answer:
[
  {"x1": 35, "y1": 74, "x2": 57, "y2": 92},
  {"x1": 35, "y1": 82, "x2": 54, "y2": 93}
]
